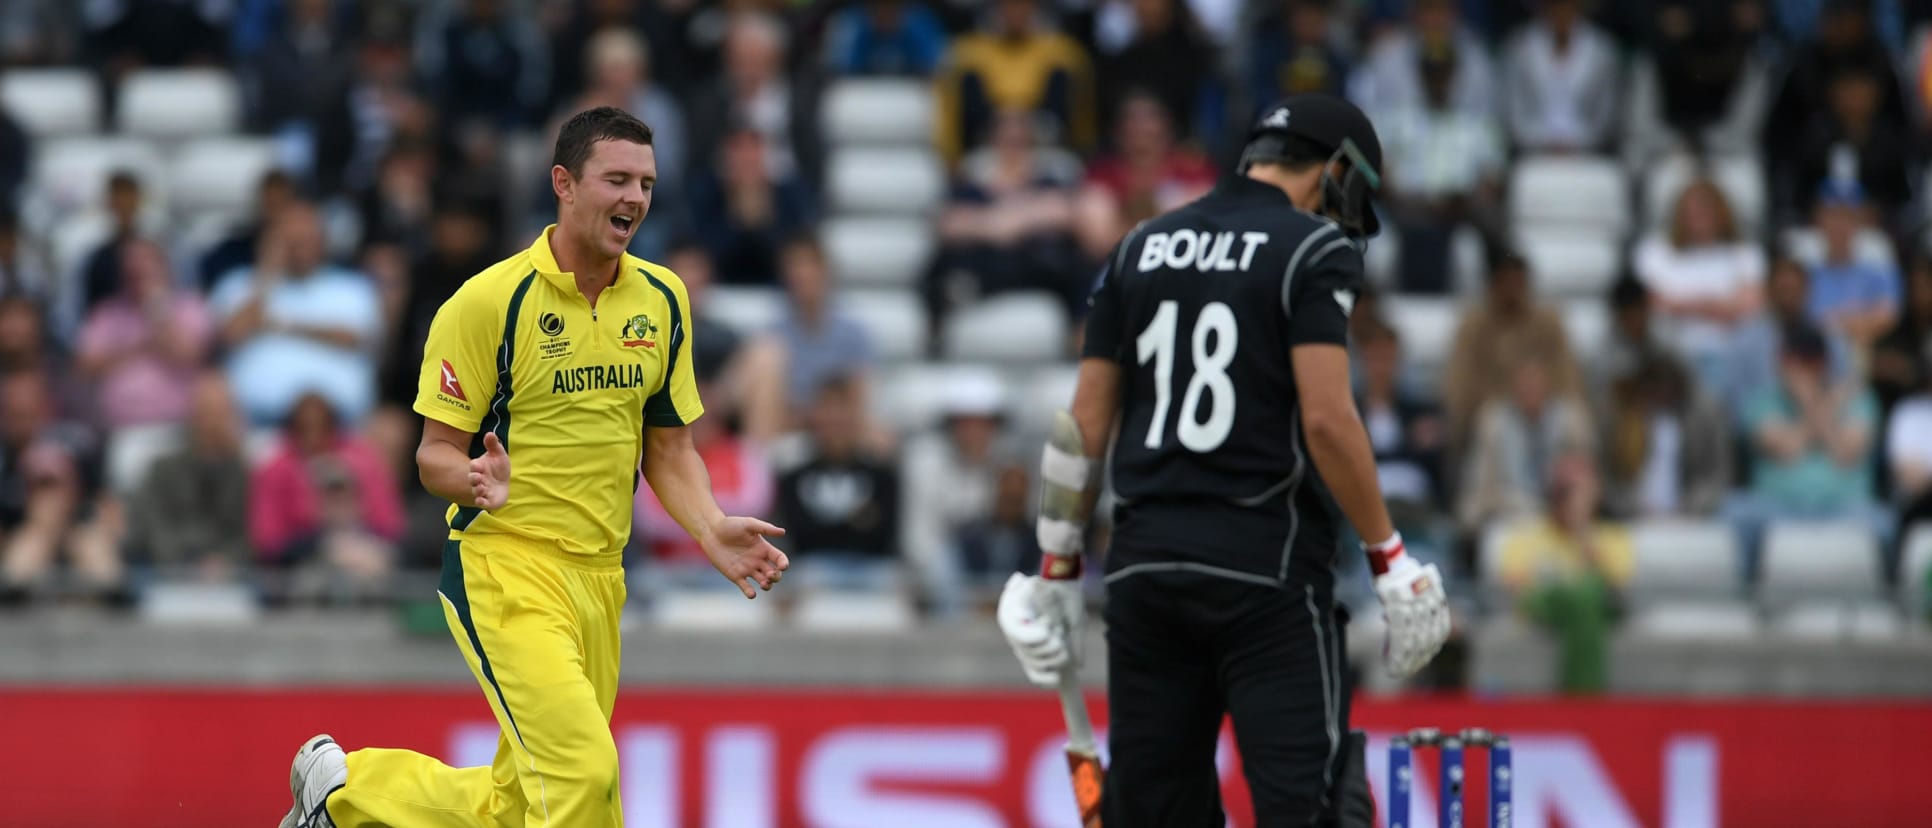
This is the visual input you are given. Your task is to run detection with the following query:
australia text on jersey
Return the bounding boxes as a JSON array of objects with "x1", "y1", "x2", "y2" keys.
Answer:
[{"x1": 552, "y1": 363, "x2": 649, "y2": 394}]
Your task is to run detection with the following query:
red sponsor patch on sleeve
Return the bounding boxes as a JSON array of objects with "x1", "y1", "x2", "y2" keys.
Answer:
[{"x1": 438, "y1": 359, "x2": 468, "y2": 401}]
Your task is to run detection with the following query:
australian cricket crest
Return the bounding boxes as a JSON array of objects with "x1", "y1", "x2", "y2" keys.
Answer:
[{"x1": 621, "y1": 314, "x2": 658, "y2": 348}]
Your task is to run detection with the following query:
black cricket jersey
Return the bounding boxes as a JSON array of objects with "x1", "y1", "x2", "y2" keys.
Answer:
[{"x1": 1083, "y1": 175, "x2": 1364, "y2": 591}]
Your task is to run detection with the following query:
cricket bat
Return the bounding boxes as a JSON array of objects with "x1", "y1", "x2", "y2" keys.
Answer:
[{"x1": 1057, "y1": 672, "x2": 1104, "y2": 827}]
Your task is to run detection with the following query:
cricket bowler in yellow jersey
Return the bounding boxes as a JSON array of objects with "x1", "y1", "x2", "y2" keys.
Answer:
[{"x1": 277, "y1": 106, "x2": 790, "y2": 828}]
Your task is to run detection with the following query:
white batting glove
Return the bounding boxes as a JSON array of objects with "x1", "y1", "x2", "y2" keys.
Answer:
[
  {"x1": 997, "y1": 569, "x2": 1085, "y2": 690},
  {"x1": 1368, "y1": 534, "x2": 1451, "y2": 679}
]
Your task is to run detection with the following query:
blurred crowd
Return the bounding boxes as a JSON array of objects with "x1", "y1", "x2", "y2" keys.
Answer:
[{"x1": 0, "y1": 0, "x2": 1929, "y2": 678}]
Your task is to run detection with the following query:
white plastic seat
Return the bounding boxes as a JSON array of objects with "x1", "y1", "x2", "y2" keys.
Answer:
[
  {"x1": 940, "y1": 292, "x2": 1067, "y2": 363},
  {"x1": 1627, "y1": 519, "x2": 1743, "y2": 602},
  {"x1": 1560, "y1": 298, "x2": 1611, "y2": 369},
  {"x1": 821, "y1": 217, "x2": 934, "y2": 288},
  {"x1": 1516, "y1": 230, "x2": 1621, "y2": 298},
  {"x1": 1379, "y1": 296, "x2": 1460, "y2": 376},
  {"x1": 1759, "y1": 521, "x2": 1882, "y2": 602},
  {"x1": 139, "y1": 582, "x2": 260, "y2": 625},
  {"x1": 1641, "y1": 152, "x2": 1766, "y2": 236},
  {"x1": 166, "y1": 137, "x2": 280, "y2": 216},
  {"x1": 1014, "y1": 364, "x2": 1080, "y2": 438},
  {"x1": 29, "y1": 137, "x2": 165, "y2": 216},
  {"x1": 840, "y1": 289, "x2": 927, "y2": 362},
  {"x1": 826, "y1": 148, "x2": 945, "y2": 214},
  {"x1": 703, "y1": 286, "x2": 786, "y2": 336},
  {"x1": 651, "y1": 589, "x2": 777, "y2": 631},
  {"x1": 116, "y1": 68, "x2": 242, "y2": 139},
  {"x1": 0, "y1": 68, "x2": 100, "y2": 136},
  {"x1": 819, "y1": 79, "x2": 935, "y2": 146},
  {"x1": 791, "y1": 589, "x2": 916, "y2": 632},
  {"x1": 1509, "y1": 155, "x2": 1632, "y2": 237},
  {"x1": 1628, "y1": 602, "x2": 1761, "y2": 641},
  {"x1": 875, "y1": 363, "x2": 1008, "y2": 432},
  {"x1": 1771, "y1": 603, "x2": 1902, "y2": 642}
]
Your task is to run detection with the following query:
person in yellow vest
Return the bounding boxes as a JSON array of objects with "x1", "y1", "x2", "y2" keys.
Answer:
[{"x1": 277, "y1": 106, "x2": 789, "y2": 828}]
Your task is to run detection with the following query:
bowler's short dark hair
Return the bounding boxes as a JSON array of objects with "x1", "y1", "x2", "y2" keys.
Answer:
[{"x1": 552, "y1": 106, "x2": 654, "y2": 178}]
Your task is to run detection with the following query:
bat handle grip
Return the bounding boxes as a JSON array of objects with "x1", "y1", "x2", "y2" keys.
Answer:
[{"x1": 1058, "y1": 672, "x2": 1098, "y2": 755}]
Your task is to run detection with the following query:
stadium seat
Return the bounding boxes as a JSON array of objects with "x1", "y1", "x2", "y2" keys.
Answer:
[
  {"x1": 1627, "y1": 602, "x2": 1761, "y2": 641},
  {"x1": 1515, "y1": 230, "x2": 1621, "y2": 298},
  {"x1": 1640, "y1": 152, "x2": 1767, "y2": 236},
  {"x1": 0, "y1": 68, "x2": 100, "y2": 136},
  {"x1": 1014, "y1": 364, "x2": 1080, "y2": 438},
  {"x1": 1627, "y1": 519, "x2": 1744, "y2": 602},
  {"x1": 826, "y1": 147, "x2": 945, "y2": 215},
  {"x1": 875, "y1": 363, "x2": 1010, "y2": 432},
  {"x1": 1508, "y1": 155, "x2": 1631, "y2": 237},
  {"x1": 819, "y1": 79, "x2": 934, "y2": 146},
  {"x1": 165, "y1": 137, "x2": 281, "y2": 216},
  {"x1": 1561, "y1": 298, "x2": 1611, "y2": 368},
  {"x1": 651, "y1": 588, "x2": 778, "y2": 631},
  {"x1": 791, "y1": 589, "x2": 917, "y2": 632},
  {"x1": 821, "y1": 216, "x2": 935, "y2": 288},
  {"x1": 116, "y1": 68, "x2": 242, "y2": 139},
  {"x1": 940, "y1": 292, "x2": 1067, "y2": 364},
  {"x1": 1379, "y1": 295, "x2": 1460, "y2": 379},
  {"x1": 1900, "y1": 524, "x2": 1932, "y2": 617},
  {"x1": 1782, "y1": 226, "x2": 1897, "y2": 269},
  {"x1": 839, "y1": 289, "x2": 927, "y2": 362},
  {"x1": 139, "y1": 582, "x2": 259, "y2": 624},
  {"x1": 29, "y1": 136, "x2": 166, "y2": 216},
  {"x1": 1759, "y1": 521, "x2": 1883, "y2": 602},
  {"x1": 1770, "y1": 603, "x2": 1902, "y2": 642},
  {"x1": 704, "y1": 285, "x2": 786, "y2": 336}
]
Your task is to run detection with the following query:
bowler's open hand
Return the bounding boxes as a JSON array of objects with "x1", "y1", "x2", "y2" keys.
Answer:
[{"x1": 703, "y1": 516, "x2": 789, "y2": 599}]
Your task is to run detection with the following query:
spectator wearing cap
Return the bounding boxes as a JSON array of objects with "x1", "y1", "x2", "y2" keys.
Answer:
[
  {"x1": 1726, "y1": 320, "x2": 1888, "y2": 569},
  {"x1": 1804, "y1": 179, "x2": 1901, "y2": 354},
  {"x1": 1248, "y1": 0, "x2": 1352, "y2": 105},
  {"x1": 1370, "y1": 36, "x2": 1506, "y2": 293},
  {"x1": 248, "y1": 392, "x2": 404, "y2": 601},
  {"x1": 1500, "y1": 0, "x2": 1620, "y2": 154},
  {"x1": 900, "y1": 370, "x2": 1022, "y2": 617},
  {"x1": 821, "y1": 0, "x2": 948, "y2": 77},
  {"x1": 774, "y1": 235, "x2": 875, "y2": 431},
  {"x1": 769, "y1": 373, "x2": 900, "y2": 590},
  {"x1": 211, "y1": 200, "x2": 384, "y2": 427},
  {"x1": 1729, "y1": 256, "x2": 1856, "y2": 423},
  {"x1": 934, "y1": 0, "x2": 1096, "y2": 165},
  {"x1": 1444, "y1": 251, "x2": 1586, "y2": 447}
]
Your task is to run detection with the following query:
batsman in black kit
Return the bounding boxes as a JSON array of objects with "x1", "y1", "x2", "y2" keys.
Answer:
[{"x1": 998, "y1": 94, "x2": 1452, "y2": 827}]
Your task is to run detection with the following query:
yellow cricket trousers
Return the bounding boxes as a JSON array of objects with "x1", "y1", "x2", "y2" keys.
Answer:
[{"x1": 327, "y1": 534, "x2": 627, "y2": 828}]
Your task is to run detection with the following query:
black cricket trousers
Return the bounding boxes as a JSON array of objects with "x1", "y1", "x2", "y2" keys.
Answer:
[{"x1": 1101, "y1": 567, "x2": 1351, "y2": 828}]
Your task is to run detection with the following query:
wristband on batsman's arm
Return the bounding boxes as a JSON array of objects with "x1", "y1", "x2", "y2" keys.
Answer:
[
  {"x1": 1363, "y1": 531, "x2": 1405, "y2": 576},
  {"x1": 1041, "y1": 553, "x2": 1083, "y2": 580}
]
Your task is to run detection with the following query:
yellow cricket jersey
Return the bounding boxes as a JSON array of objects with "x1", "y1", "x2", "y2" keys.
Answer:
[{"x1": 414, "y1": 226, "x2": 703, "y2": 555}]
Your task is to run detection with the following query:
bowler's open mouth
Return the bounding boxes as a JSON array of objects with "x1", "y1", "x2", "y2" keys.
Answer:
[{"x1": 610, "y1": 215, "x2": 635, "y2": 236}]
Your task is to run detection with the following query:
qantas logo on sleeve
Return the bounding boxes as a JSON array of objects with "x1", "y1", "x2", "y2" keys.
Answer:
[{"x1": 438, "y1": 360, "x2": 469, "y2": 401}]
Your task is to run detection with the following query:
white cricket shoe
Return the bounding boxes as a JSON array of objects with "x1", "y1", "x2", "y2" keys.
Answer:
[{"x1": 278, "y1": 734, "x2": 347, "y2": 828}]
